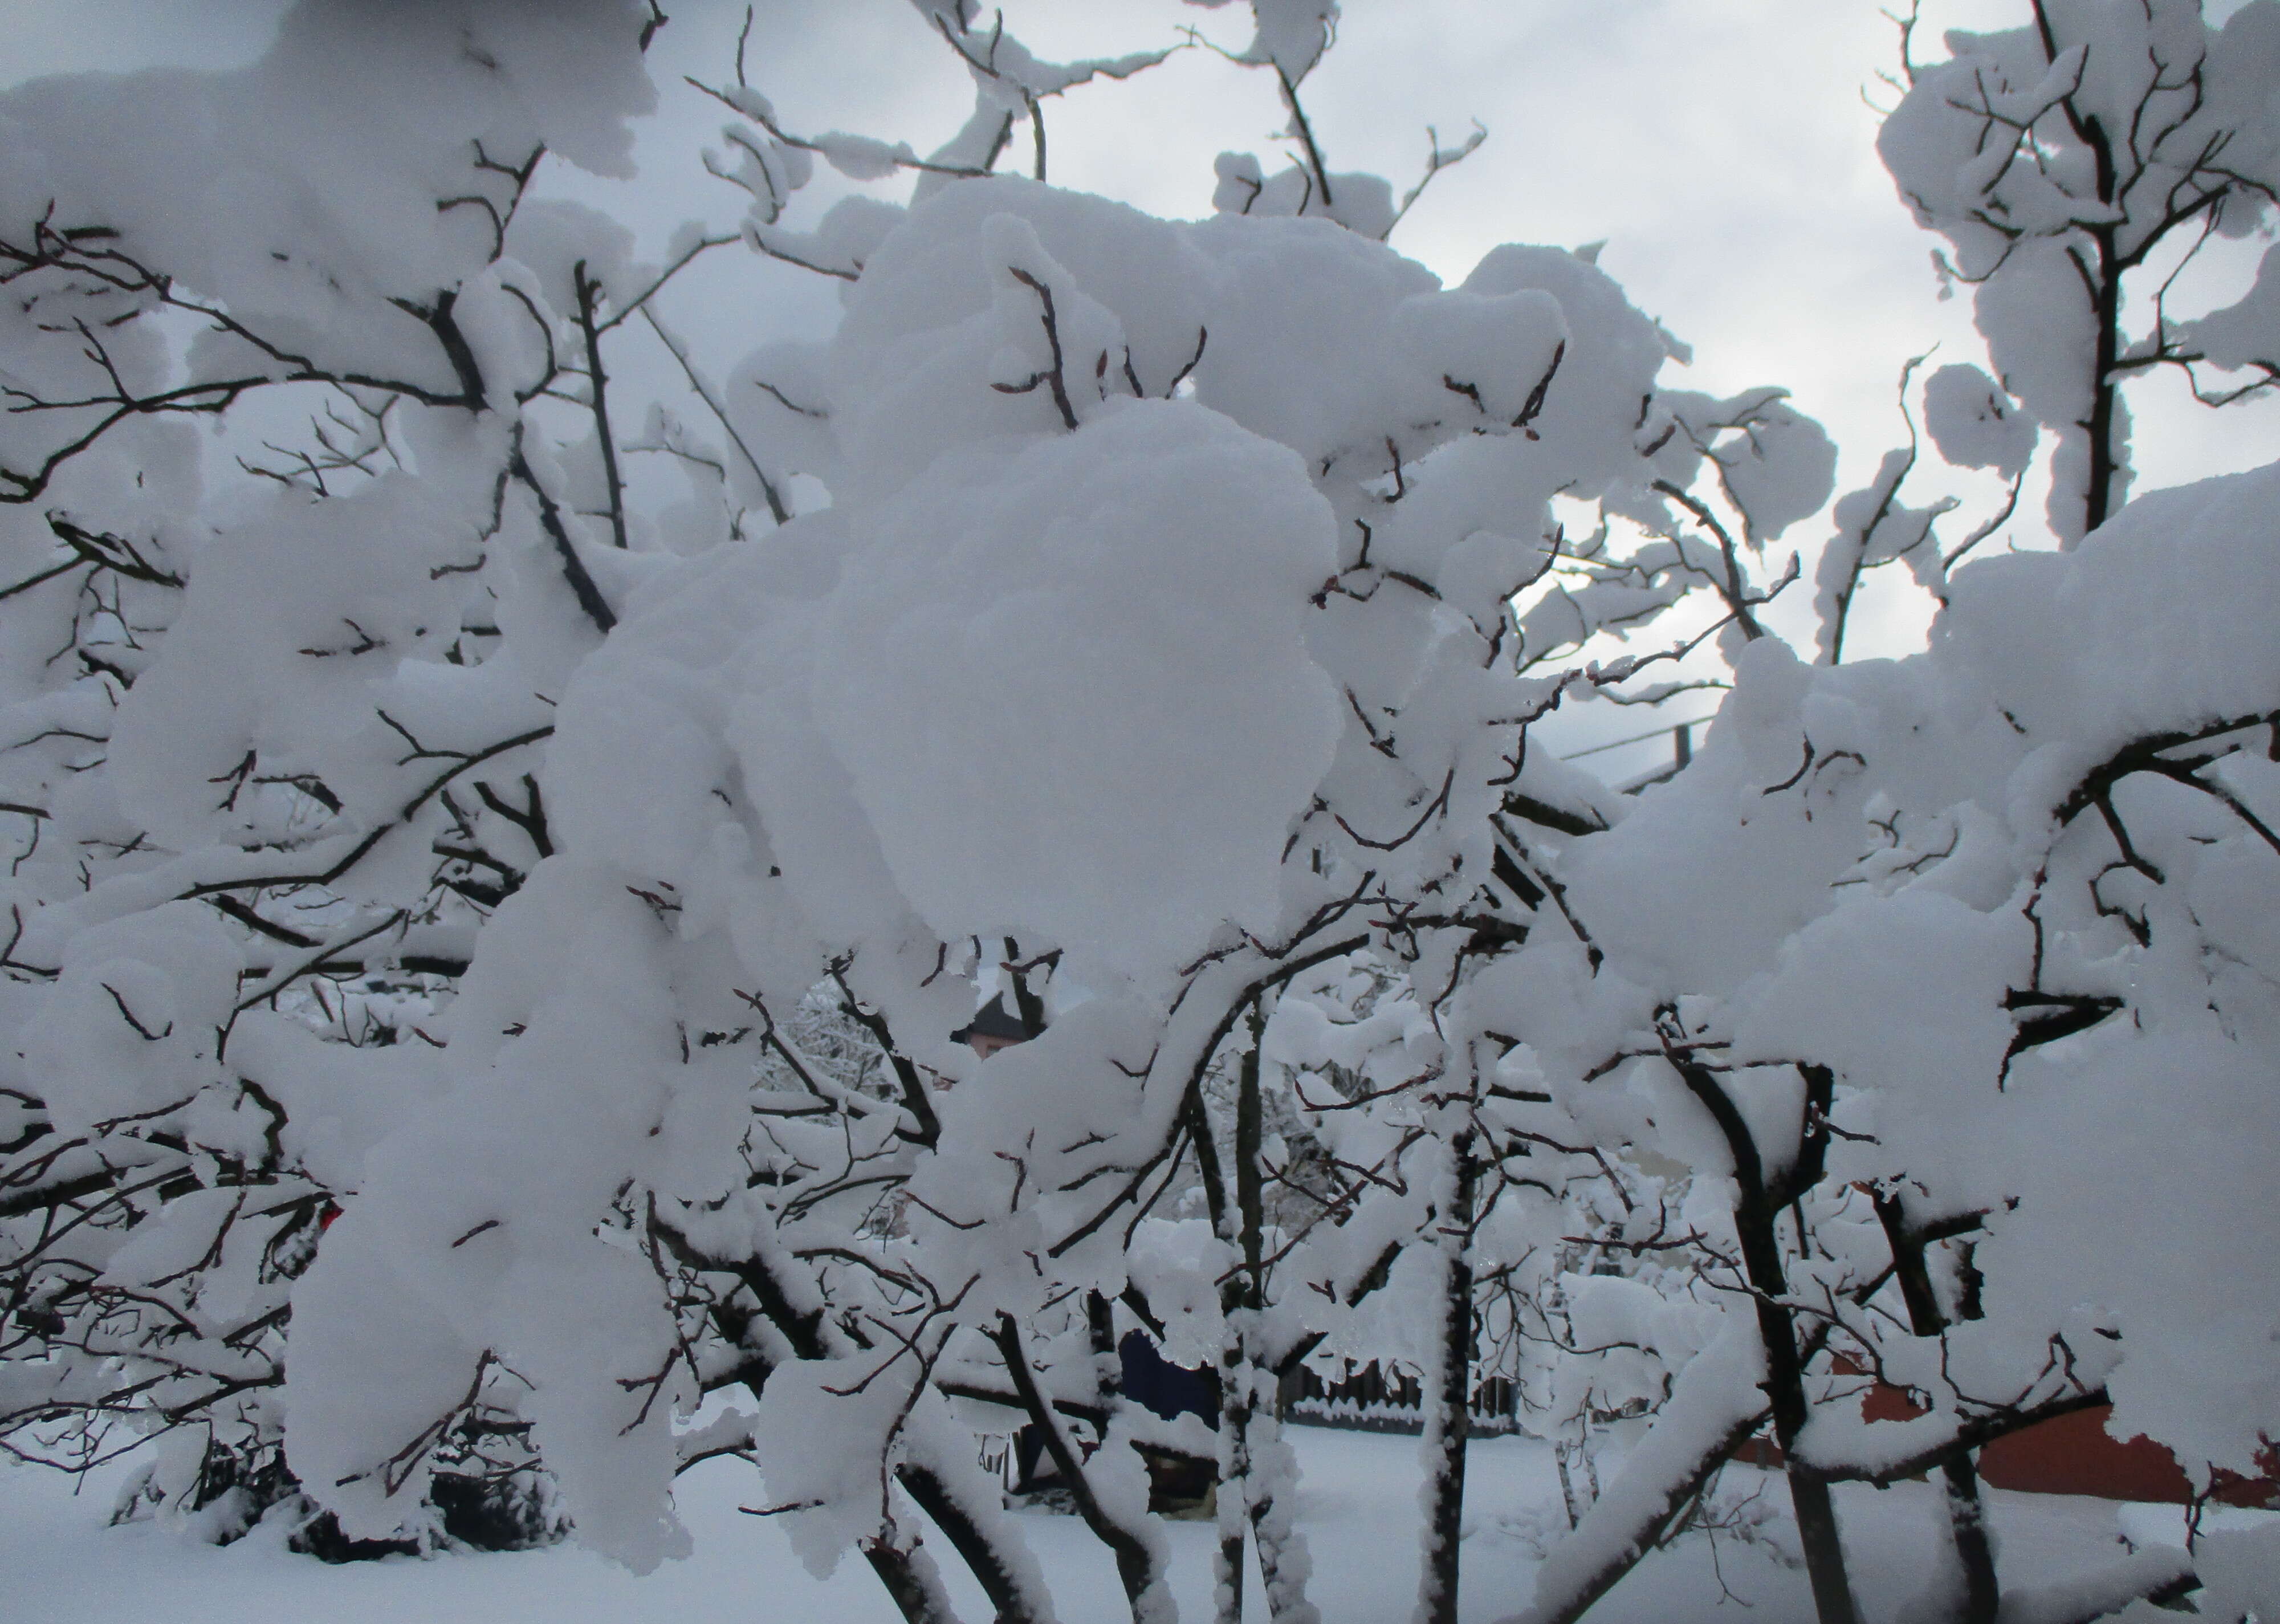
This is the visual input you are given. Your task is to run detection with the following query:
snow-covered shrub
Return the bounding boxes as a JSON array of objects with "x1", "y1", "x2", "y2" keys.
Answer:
[{"x1": 2, "y1": 5, "x2": 2276, "y2": 1624}]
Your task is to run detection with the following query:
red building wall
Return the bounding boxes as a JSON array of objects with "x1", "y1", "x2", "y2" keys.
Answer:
[
  {"x1": 1741, "y1": 1378, "x2": 2278, "y2": 1507},
  {"x1": 1974, "y1": 1403, "x2": 2278, "y2": 1508}
]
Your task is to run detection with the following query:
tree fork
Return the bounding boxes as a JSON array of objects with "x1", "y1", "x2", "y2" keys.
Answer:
[
  {"x1": 573, "y1": 261, "x2": 630, "y2": 551},
  {"x1": 657, "y1": 1221, "x2": 1047, "y2": 1624},
  {"x1": 990, "y1": 1310, "x2": 1163, "y2": 1623}
]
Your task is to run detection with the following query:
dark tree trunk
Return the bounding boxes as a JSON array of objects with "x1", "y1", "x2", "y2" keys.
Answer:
[
  {"x1": 1414, "y1": 1129, "x2": 1477, "y2": 1624},
  {"x1": 1215, "y1": 1349, "x2": 1252, "y2": 1624},
  {"x1": 1672, "y1": 1051, "x2": 1860, "y2": 1624},
  {"x1": 1940, "y1": 1456, "x2": 2001, "y2": 1624},
  {"x1": 898, "y1": 1464, "x2": 1051, "y2": 1624},
  {"x1": 1875, "y1": 1193, "x2": 1999, "y2": 1624}
]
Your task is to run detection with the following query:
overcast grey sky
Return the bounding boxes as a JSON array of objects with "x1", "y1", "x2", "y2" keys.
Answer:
[{"x1": 7, "y1": 1, "x2": 2274, "y2": 768}]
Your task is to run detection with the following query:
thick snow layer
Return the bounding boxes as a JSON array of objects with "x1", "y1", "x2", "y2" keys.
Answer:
[
  {"x1": 556, "y1": 391, "x2": 1347, "y2": 990},
  {"x1": 19, "y1": 901, "x2": 238, "y2": 1139},
  {"x1": 1569, "y1": 458, "x2": 2280, "y2": 1006},
  {"x1": 809, "y1": 398, "x2": 1341, "y2": 984},
  {"x1": 0, "y1": 0, "x2": 654, "y2": 385},
  {"x1": 1538, "y1": 457, "x2": 2280, "y2": 1501},
  {"x1": 1973, "y1": 1031, "x2": 2280, "y2": 1484},
  {"x1": 1923, "y1": 364, "x2": 2035, "y2": 480},
  {"x1": 5, "y1": 1426, "x2": 2224, "y2": 1624},
  {"x1": 287, "y1": 864, "x2": 714, "y2": 1572},
  {"x1": 107, "y1": 478, "x2": 488, "y2": 849},
  {"x1": 8, "y1": 4, "x2": 2275, "y2": 1614}
]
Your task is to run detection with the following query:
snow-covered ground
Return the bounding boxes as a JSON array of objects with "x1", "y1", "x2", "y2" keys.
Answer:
[{"x1": 7, "y1": 1424, "x2": 2209, "y2": 1623}]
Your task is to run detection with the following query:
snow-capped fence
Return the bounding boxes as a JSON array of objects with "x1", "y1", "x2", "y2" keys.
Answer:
[{"x1": 1286, "y1": 1361, "x2": 1523, "y2": 1438}]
